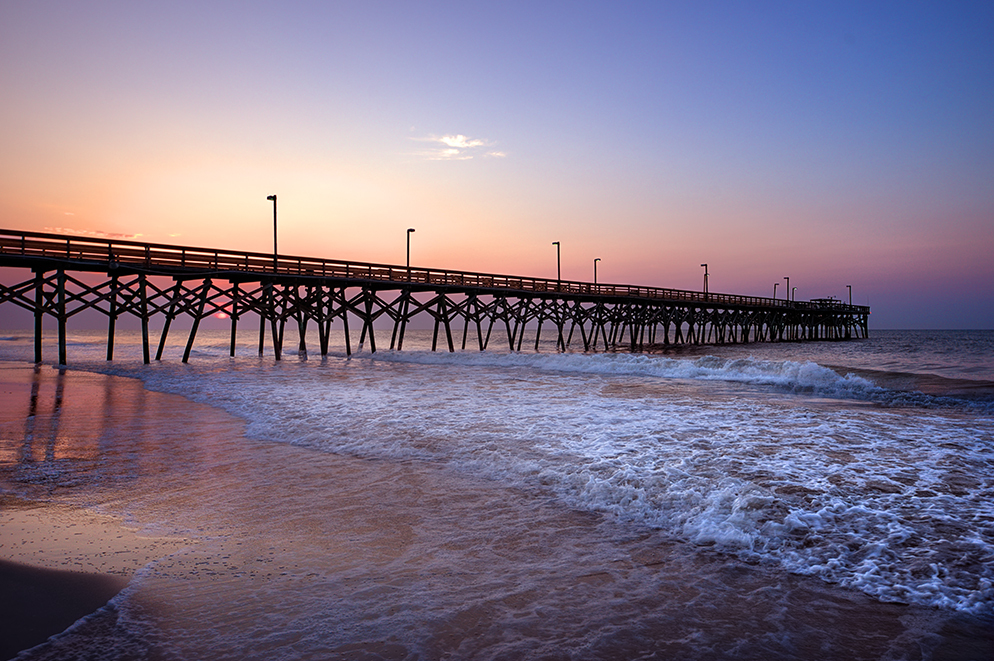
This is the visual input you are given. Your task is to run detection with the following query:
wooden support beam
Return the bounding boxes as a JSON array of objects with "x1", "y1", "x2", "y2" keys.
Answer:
[
  {"x1": 392, "y1": 289, "x2": 409, "y2": 350},
  {"x1": 363, "y1": 291, "x2": 376, "y2": 353},
  {"x1": 156, "y1": 282, "x2": 182, "y2": 361},
  {"x1": 267, "y1": 282, "x2": 281, "y2": 360},
  {"x1": 183, "y1": 279, "x2": 211, "y2": 363},
  {"x1": 33, "y1": 269, "x2": 43, "y2": 364},
  {"x1": 441, "y1": 297, "x2": 455, "y2": 353},
  {"x1": 106, "y1": 275, "x2": 119, "y2": 361},
  {"x1": 397, "y1": 289, "x2": 411, "y2": 351},
  {"x1": 297, "y1": 314, "x2": 307, "y2": 356},
  {"x1": 230, "y1": 282, "x2": 239, "y2": 357},
  {"x1": 461, "y1": 296, "x2": 472, "y2": 351},
  {"x1": 475, "y1": 299, "x2": 485, "y2": 351},
  {"x1": 57, "y1": 269, "x2": 67, "y2": 366},
  {"x1": 258, "y1": 299, "x2": 266, "y2": 357},
  {"x1": 139, "y1": 274, "x2": 150, "y2": 364},
  {"x1": 514, "y1": 299, "x2": 530, "y2": 352}
]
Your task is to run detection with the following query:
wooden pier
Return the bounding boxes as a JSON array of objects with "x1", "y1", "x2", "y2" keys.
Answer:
[{"x1": 0, "y1": 228, "x2": 869, "y2": 365}]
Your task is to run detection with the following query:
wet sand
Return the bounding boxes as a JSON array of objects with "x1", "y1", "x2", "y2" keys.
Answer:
[
  {"x1": 0, "y1": 501, "x2": 187, "y2": 660},
  {"x1": 1, "y1": 361, "x2": 992, "y2": 659},
  {"x1": 0, "y1": 558, "x2": 126, "y2": 660},
  {"x1": 0, "y1": 366, "x2": 188, "y2": 660}
]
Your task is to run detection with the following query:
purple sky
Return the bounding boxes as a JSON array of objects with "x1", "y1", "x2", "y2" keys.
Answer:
[{"x1": 2, "y1": 1, "x2": 992, "y2": 328}]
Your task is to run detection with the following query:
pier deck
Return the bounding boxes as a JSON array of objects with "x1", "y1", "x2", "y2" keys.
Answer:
[{"x1": 0, "y1": 228, "x2": 869, "y2": 364}]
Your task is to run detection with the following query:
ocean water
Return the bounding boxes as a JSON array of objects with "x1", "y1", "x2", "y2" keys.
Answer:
[{"x1": 1, "y1": 328, "x2": 992, "y2": 659}]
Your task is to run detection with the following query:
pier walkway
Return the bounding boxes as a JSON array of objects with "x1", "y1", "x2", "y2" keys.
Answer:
[{"x1": 0, "y1": 228, "x2": 869, "y2": 364}]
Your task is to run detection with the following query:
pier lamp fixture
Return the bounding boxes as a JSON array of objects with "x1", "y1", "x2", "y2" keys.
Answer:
[
  {"x1": 847, "y1": 284, "x2": 852, "y2": 306},
  {"x1": 784, "y1": 277, "x2": 790, "y2": 303},
  {"x1": 594, "y1": 257, "x2": 601, "y2": 285},
  {"x1": 406, "y1": 228, "x2": 415, "y2": 277},
  {"x1": 792, "y1": 286, "x2": 797, "y2": 302},
  {"x1": 266, "y1": 195, "x2": 277, "y2": 270},
  {"x1": 701, "y1": 263, "x2": 709, "y2": 298},
  {"x1": 773, "y1": 282, "x2": 779, "y2": 300},
  {"x1": 552, "y1": 241, "x2": 561, "y2": 284}
]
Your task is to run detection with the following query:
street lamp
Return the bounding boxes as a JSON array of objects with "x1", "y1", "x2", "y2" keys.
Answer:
[
  {"x1": 701, "y1": 263, "x2": 709, "y2": 297},
  {"x1": 773, "y1": 282, "x2": 779, "y2": 299},
  {"x1": 847, "y1": 284, "x2": 852, "y2": 306},
  {"x1": 784, "y1": 277, "x2": 790, "y2": 303},
  {"x1": 266, "y1": 195, "x2": 277, "y2": 270},
  {"x1": 792, "y1": 286, "x2": 797, "y2": 302},
  {"x1": 552, "y1": 241, "x2": 561, "y2": 283},
  {"x1": 406, "y1": 228, "x2": 415, "y2": 271},
  {"x1": 594, "y1": 257, "x2": 601, "y2": 284}
]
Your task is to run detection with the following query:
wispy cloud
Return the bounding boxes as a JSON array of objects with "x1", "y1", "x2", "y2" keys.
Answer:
[
  {"x1": 45, "y1": 227, "x2": 143, "y2": 241},
  {"x1": 438, "y1": 135, "x2": 485, "y2": 149},
  {"x1": 411, "y1": 134, "x2": 507, "y2": 161}
]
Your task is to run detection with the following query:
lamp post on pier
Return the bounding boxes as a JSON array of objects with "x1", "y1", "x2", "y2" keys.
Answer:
[
  {"x1": 552, "y1": 241, "x2": 561, "y2": 284},
  {"x1": 792, "y1": 286, "x2": 797, "y2": 302},
  {"x1": 406, "y1": 228, "x2": 415, "y2": 279},
  {"x1": 847, "y1": 284, "x2": 852, "y2": 306},
  {"x1": 701, "y1": 263, "x2": 709, "y2": 299},
  {"x1": 784, "y1": 277, "x2": 790, "y2": 304},
  {"x1": 266, "y1": 195, "x2": 277, "y2": 270},
  {"x1": 594, "y1": 257, "x2": 601, "y2": 284},
  {"x1": 773, "y1": 282, "x2": 779, "y2": 299}
]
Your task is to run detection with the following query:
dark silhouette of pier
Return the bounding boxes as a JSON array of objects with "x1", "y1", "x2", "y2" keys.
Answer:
[{"x1": 0, "y1": 228, "x2": 869, "y2": 365}]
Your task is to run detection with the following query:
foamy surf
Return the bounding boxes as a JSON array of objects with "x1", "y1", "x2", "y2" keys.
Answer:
[
  {"x1": 3, "y1": 330, "x2": 993, "y2": 624},
  {"x1": 359, "y1": 349, "x2": 994, "y2": 411},
  {"x1": 100, "y1": 349, "x2": 994, "y2": 615}
]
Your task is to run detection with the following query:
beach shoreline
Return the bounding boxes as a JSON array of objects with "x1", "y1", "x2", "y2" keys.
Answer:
[
  {"x1": 0, "y1": 557, "x2": 126, "y2": 660},
  {"x1": 0, "y1": 366, "x2": 189, "y2": 660},
  {"x1": 0, "y1": 499, "x2": 189, "y2": 660}
]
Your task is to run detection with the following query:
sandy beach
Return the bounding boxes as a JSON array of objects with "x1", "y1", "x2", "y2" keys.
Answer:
[
  {"x1": 0, "y1": 498, "x2": 187, "y2": 659},
  {"x1": 0, "y1": 557, "x2": 126, "y2": 660}
]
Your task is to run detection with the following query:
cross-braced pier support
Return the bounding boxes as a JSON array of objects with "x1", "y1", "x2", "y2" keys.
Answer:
[
  {"x1": 0, "y1": 228, "x2": 869, "y2": 365},
  {"x1": 2, "y1": 271, "x2": 869, "y2": 365}
]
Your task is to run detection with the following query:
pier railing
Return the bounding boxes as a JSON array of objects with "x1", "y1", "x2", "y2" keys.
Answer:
[{"x1": 0, "y1": 228, "x2": 868, "y2": 313}]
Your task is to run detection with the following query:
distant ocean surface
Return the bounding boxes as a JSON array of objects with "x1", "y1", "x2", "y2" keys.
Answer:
[{"x1": 1, "y1": 328, "x2": 992, "y2": 659}]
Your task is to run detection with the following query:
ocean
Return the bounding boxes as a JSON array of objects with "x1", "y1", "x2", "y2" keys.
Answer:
[{"x1": 1, "y1": 328, "x2": 992, "y2": 660}]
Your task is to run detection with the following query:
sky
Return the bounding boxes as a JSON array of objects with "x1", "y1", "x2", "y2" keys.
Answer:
[{"x1": 1, "y1": 1, "x2": 992, "y2": 329}]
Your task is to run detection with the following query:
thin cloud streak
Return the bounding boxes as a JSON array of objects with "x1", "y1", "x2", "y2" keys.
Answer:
[
  {"x1": 411, "y1": 134, "x2": 507, "y2": 161},
  {"x1": 45, "y1": 227, "x2": 144, "y2": 241}
]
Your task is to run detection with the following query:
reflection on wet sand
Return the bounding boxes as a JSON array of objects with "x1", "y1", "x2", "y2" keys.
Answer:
[{"x1": 1, "y1": 365, "x2": 194, "y2": 659}]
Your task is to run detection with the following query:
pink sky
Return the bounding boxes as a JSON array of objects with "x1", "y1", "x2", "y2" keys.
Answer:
[{"x1": 2, "y1": 2, "x2": 992, "y2": 328}]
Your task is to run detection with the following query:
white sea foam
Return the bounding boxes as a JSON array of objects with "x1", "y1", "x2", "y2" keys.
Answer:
[
  {"x1": 363, "y1": 350, "x2": 870, "y2": 404},
  {"x1": 3, "y1": 332, "x2": 992, "y2": 615},
  {"x1": 364, "y1": 349, "x2": 994, "y2": 412},
  {"x1": 109, "y1": 350, "x2": 994, "y2": 615}
]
